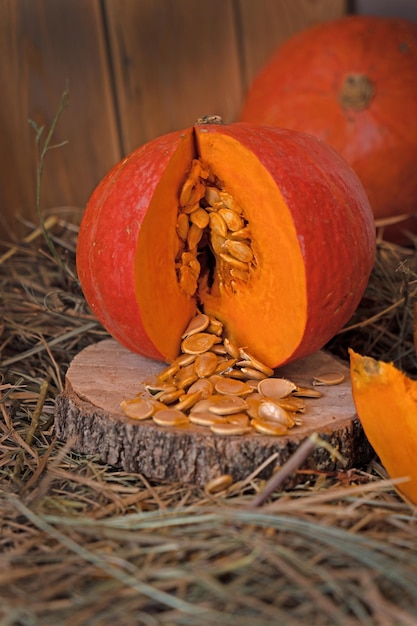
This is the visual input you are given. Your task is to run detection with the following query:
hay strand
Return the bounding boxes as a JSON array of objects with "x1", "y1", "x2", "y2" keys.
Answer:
[{"x1": 1, "y1": 213, "x2": 417, "y2": 624}]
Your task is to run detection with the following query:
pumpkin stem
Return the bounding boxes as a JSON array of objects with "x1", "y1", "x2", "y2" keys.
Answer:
[
  {"x1": 339, "y1": 74, "x2": 375, "y2": 111},
  {"x1": 195, "y1": 115, "x2": 224, "y2": 125}
]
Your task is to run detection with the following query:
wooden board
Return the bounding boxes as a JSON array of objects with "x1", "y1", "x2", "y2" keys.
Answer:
[
  {"x1": 237, "y1": 0, "x2": 347, "y2": 92},
  {"x1": 0, "y1": 0, "x2": 347, "y2": 240},
  {"x1": 55, "y1": 339, "x2": 372, "y2": 486},
  {"x1": 104, "y1": 0, "x2": 243, "y2": 153},
  {"x1": 0, "y1": 0, "x2": 120, "y2": 240}
]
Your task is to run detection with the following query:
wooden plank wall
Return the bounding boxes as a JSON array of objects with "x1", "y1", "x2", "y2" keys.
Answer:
[{"x1": 0, "y1": 0, "x2": 347, "y2": 241}]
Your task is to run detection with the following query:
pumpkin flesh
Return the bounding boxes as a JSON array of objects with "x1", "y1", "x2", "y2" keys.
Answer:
[
  {"x1": 77, "y1": 121, "x2": 375, "y2": 367},
  {"x1": 349, "y1": 349, "x2": 417, "y2": 504},
  {"x1": 77, "y1": 128, "x2": 196, "y2": 361}
]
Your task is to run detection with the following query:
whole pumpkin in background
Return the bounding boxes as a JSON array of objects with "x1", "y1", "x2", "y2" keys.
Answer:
[
  {"x1": 240, "y1": 15, "x2": 417, "y2": 240},
  {"x1": 76, "y1": 119, "x2": 375, "y2": 368}
]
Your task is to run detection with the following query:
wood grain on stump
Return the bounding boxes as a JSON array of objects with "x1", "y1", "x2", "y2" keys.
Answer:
[{"x1": 55, "y1": 339, "x2": 372, "y2": 486}]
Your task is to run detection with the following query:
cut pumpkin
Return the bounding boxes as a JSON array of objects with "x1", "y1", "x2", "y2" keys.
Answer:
[
  {"x1": 76, "y1": 120, "x2": 375, "y2": 368},
  {"x1": 349, "y1": 349, "x2": 417, "y2": 505}
]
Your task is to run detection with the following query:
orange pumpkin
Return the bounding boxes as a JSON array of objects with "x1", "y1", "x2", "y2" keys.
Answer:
[
  {"x1": 76, "y1": 119, "x2": 375, "y2": 367},
  {"x1": 240, "y1": 16, "x2": 417, "y2": 238},
  {"x1": 350, "y1": 349, "x2": 417, "y2": 505}
]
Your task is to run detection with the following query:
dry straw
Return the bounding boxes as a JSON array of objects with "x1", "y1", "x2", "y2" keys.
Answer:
[
  {"x1": 1, "y1": 106, "x2": 417, "y2": 623},
  {"x1": 1, "y1": 208, "x2": 417, "y2": 625}
]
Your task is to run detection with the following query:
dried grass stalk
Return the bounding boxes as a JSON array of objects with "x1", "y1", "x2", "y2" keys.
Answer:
[{"x1": 1, "y1": 215, "x2": 417, "y2": 625}]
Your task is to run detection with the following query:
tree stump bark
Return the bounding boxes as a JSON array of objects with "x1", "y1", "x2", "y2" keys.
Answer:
[{"x1": 55, "y1": 339, "x2": 372, "y2": 486}]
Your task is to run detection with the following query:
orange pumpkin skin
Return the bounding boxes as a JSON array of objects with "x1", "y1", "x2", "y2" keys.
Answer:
[
  {"x1": 240, "y1": 16, "x2": 417, "y2": 232},
  {"x1": 76, "y1": 121, "x2": 375, "y2": 367}
]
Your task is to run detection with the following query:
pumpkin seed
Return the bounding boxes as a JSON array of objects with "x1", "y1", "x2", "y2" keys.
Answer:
[
  {"x1": 293, "y1": 386, "x2": 323, "y2": 398},
  {"x1": 174, "y1": 390, "x2": 202, "y2": 412},
  {"x1": 189, "y1": 412, "x2": 226, "y2": 427},
  {"x1": 180, "y1": 201, "x2": 200, "y2": 215},
  {"x1": 179, "y1": 176, "x2": 195, "y2": 206},
  {"x1": 158, "y1": 388, "x2": 184, "y2": 404},
  {"x1": 145, "y1": 381, "x2": 177, "y2": 396},
  {"x1": 238, "y1": 350, "x2": 274, "y2": 377},
  {"x1": 181, "y1": 313, "x2": 210, "y2": 338},
  {"x1": 257, "y1": 377, "x2": 296, "y2": 398},
  {"x1": 156, "y1": 362, "x2": 180, "y2": 382},
  {"x1": 210, "y1": 233, "x2": 226, "y2": 255},
  {"x1": 207, "y1": 316, "x2": 224, "y2": 336},
  {"x1": 152, "y1": 409, "x2": 190, "y2": 427},
  {"x1": 210, "y1": 422, "x2": 252, "y2": 436},
  {"x1": 312, "y1": 372, "x2": 345, "y2": 386},
  {"x1": 225, "y1": 368, "x2": 248, "y2": 380},
  {"x1": 195, "y1": 351, "x2": 219, "y2": 377},
  {"x1": 150, "y1": 399, "x2": 170, "y2": 413},
  {"x1": 230, "y1": 226, "x2": 251, "y2": 240},
  {"x1": 219, "y1": 252, "x2": 248, "y2": 271},
  {"x1": 180, "y1": 160, "x2": 206, "y2": 206},
  {"x1": 187, "y1": 378, "x2": 213, "y2": 398},
  {"x1": 218, "y1": 191, "x2": 243, "y2": 214},
  {"x1": 218, "y1": 208, "x2": 244, "y2": 232},
  {"x1": 181, "y1": 332, "x2": 218, "y2": 354},
  {"x1": 214, "y1": 378, "x2": 253, "y2": 396},
  {"x1": 121, "y1": 397, "x2": 155, "y2": 420},
  {"x1": 245, "y1": 395, "x2": 262, "y2": 419},
  {"x1": 227, "y1": 412, "x2": 250, "y2": 427},
  {"x1": 176, "y1": 213, "x2": 189, "y2": 241},
  {"x1": 275, "y1": 396, "x2": 307, "y2": 413},
  {"x1": 205, "y1": 186, "x2": 221, "y2": 206},
  {"x1": 224, "y1": 239, "x2": 253, "y2": 263},
  {"x1": 209, "y1": 212, "x2": 228, "y2": 237},
  {"x1": 175, "y1": 353, "x2": 197, "y2": 367},
  {"x1": 211, "y1": 344, "x2": 228, "y2": 355},
  {"x1": 190, "y1": 207, "x2": 210, "y2": 229},
  {"x1": 188, "y1": 258, "x2": 201, "y2": 278},
  {"x1": 214, "y1": 357, "x2": 237, "y2": 374},
  {"x1": 230, "y1": 267, "x2": 250, "y2": 282},
  {"x1": 204, "y1": 474, "x2": 233, "y2": 494},
  {"x1": 179, "y1": 265, "x2": 198, "y2": 296},
  {"x1": 181, "y1": 251, "x2": 197, "y2": 266},
  {"x1": 208, "y1": 394, "x2": 248, "y2": 415},
  {"x1": 251, "y1": 418, "x2": 288, "y2": 437},
  {"x1": 258, "y1": 401, "x2": 295, "y2": 428},
  {"x1": 187, "y1": 223, "x2": 204, "y2": 250},
  {"x1": 180, "y1": 181, "x2": 205, "y2": 210},
  {"x1": 224, "y1": 337, "x2": 240, "y2": 359},
  {"x1": 190, "y1": 398, "x2": 212, "y2": 414},
  {"x1": 239, "y1": 367, "x2": 267, "y2": 380},
  {"x1": 175, "y1": 363, "x2": 198, "y2": 389}
]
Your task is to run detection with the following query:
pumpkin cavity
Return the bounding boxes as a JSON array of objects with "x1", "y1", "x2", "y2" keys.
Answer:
[{"x1": 175, "y1": 157, "x2": 257, "y2": 301}]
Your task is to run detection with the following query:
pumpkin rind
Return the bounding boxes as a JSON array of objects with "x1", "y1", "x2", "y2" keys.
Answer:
[
  {"x1": 76, "y1": 128, "x2": 196, "y2": 361},
  {"x1": 349, "y1": 349, "x2": 417, "y2": 504},
  {"x1": 239, "y1": 16, "x2": 417, "y2": 232},
  {"x1": 76, "y1": 121, "x2": 375, "y2": 367}
]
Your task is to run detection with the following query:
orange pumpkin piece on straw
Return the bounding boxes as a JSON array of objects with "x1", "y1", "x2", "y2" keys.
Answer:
[{"x1": 349, "y1": 348, "x2": 417, "y2": 505}]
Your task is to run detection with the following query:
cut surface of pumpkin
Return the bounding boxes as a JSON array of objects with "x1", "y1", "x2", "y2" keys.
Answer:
[
  {"x1": 77, "y1": 120, "x2": 375, "y2": 368},
  {"x1": 349, "y1": 349, "x2": 417, "y2": 505}
]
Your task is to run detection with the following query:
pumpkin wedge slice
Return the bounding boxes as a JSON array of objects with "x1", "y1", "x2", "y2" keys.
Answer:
[{"x1": 349, "y1": 349, "x2": 417, "y2": 505}]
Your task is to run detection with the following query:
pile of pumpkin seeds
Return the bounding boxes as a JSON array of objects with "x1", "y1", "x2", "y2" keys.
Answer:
[
  {"x1": 175, "y1": 158, "x2": 256, "y2": 297},
  {"x1": 121, "y1": 311, "x2": 345, "y2": 436}
]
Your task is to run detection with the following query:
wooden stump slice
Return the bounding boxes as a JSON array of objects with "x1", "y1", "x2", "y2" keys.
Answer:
[{"x1": 55, "y1": 339, "x2": 372, "y2": 486}]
